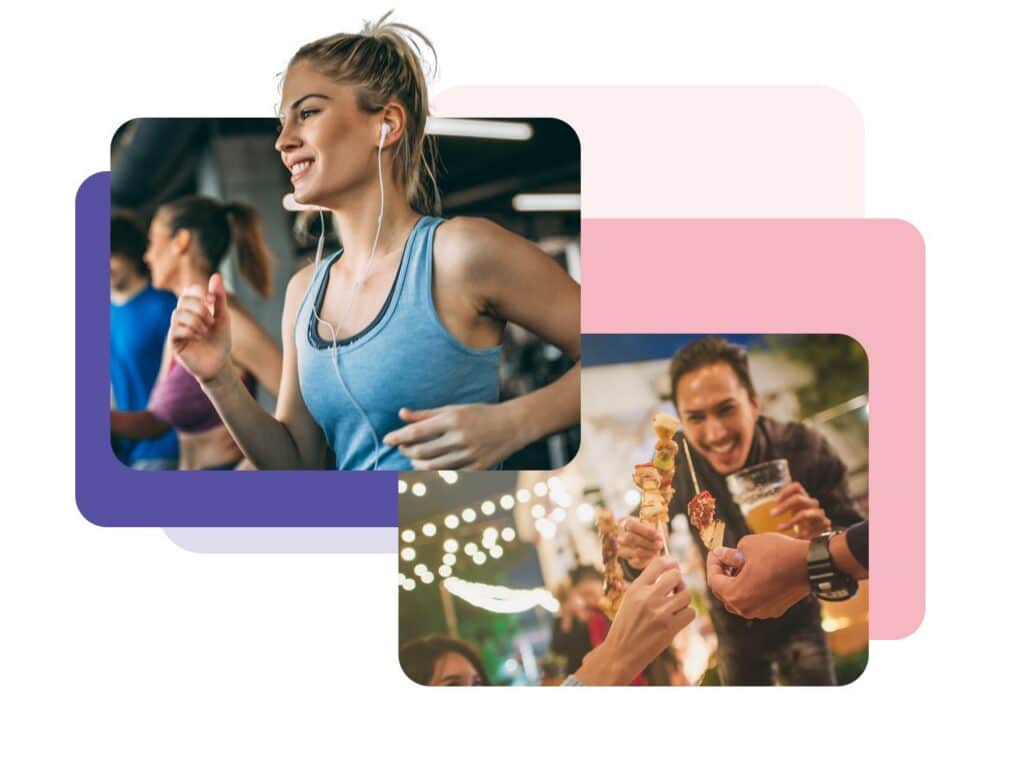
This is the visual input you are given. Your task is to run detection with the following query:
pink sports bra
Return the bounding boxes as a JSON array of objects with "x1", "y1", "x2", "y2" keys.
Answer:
[{"x1": 150, "y1": 359, "x2": 255, "y2": 434}]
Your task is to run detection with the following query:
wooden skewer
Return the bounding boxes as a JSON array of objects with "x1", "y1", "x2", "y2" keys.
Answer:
[
  {"x1": 680, "y1": 436, "x2": 726, "y2": 552},
  {"x1": 681, "y1": 437, "x2": 700, "y2": 494}
]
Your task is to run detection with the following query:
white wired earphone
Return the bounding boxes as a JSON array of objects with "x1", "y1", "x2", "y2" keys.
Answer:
[{"x1": 306, "y1": 121, "x2": 392, "y2": 470}]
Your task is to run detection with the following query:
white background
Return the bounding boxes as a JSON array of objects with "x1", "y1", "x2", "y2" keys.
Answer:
[{"x1": 1, "y1": 1, "x2": 1020, "y2": 764}]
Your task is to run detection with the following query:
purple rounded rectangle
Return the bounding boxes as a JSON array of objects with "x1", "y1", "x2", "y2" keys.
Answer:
[{"x1": 76, "y1": 172, "x2": 396, "y2": 527}]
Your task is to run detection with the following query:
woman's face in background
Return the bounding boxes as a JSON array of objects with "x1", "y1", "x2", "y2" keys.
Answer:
[
  {"x1": 276, "y1": 61, "x2": 379, "y2": 210},
  {"x1": 575, "y1": 577, "x2": 603, "y2": 611},
  {"x1": 428, "y1": 652, "x2": 483, "y2": 686},
  {"x1": 143, "y1": 213, "x2": 182, "y2": 293}
]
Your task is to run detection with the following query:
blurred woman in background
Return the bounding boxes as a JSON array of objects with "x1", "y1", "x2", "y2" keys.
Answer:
[
  {"x1": 399, "y1": 636, "x2": 491, "y2": 687},
  {"x1": 111, "y1": 196, "x2": 282, "y2": 470}
]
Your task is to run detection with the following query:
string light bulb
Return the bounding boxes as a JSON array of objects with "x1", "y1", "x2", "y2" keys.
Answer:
[
  {"x1": 576, "y1": 503, "x2": 595, "y2": 524},
  {"x1": 442, "y1": 577, "x2": 558, "y2": 614}
]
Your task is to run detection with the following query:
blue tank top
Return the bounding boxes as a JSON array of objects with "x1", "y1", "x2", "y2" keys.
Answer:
[{"x1": 295, "y1": 216, "x2": 502, "y2": 470}]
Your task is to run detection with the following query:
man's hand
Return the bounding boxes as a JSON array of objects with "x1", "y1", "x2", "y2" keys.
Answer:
[
  {"x1": 618, "y1": 518, "x2": 663, "y2": 571},
  {"x1": 706, "y1": 533, "x2": 811, "y2": 619},
  {"x1": 574, "y1": 556, "x2": 695, "y2": 685},
  {"x1": 773, "y1": 482, "x2": 831, "y2": 539}
]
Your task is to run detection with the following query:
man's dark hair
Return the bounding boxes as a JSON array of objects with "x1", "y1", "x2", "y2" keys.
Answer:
[
  {"x1": 110, "y1": 211, "x2": 149, "y2": 277},
  {"x1": 669, "y1": 337, "x2": 757, "y2": 403},
  {"x1": 569, "y1": 564, "x2": 602, "y2": 586},
  {"x1": 398, "y1": 635, "x2": 491, "y2": 686}
]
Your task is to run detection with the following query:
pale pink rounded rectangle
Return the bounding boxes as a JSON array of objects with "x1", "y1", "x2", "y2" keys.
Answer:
[
  {"x1": 581, "y1": 219, "x2": 924, "y2": 640},
  {"x1": 435, "y1": 86, "x2": 864, "y2": 217}
]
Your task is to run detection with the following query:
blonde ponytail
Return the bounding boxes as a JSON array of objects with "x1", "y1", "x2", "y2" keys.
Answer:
[{"x1": 289, "y1": 11, "x2": 442, "y2": 215}]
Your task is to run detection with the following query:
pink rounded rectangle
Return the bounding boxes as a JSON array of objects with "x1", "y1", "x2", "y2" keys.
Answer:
[{"x1": 581, "y1": 219, "x2": 924, "y2": 640}]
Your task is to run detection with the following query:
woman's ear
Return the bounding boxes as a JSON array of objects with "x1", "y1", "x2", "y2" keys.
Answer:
[
  {"x1": 171, "y1": 227, "x2": 192, "y2": 256},
  {"x1": 379, "y1": 101, "x2": 408, "y2": 147}
]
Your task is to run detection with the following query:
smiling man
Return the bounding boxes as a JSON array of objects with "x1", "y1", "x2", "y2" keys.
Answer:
[{"x1": 619, "y1": 337, "x2": 865, "y2": 685}]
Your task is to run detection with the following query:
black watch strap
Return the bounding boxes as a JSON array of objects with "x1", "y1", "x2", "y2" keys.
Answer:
[
  {"x1": 620, "y1": 557, "x2": 642, "y2": 581},
  {"x1": 807, "y1": 533, "x2": 858, "y2": 601}
]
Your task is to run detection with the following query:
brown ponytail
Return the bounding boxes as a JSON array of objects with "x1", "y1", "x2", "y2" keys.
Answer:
[
  {"x1": 159, "y1": 195, "x2": 276, "y2": 299},
  {"x1": 223, "y1": 202, "x2": 274, "y2": 299}
]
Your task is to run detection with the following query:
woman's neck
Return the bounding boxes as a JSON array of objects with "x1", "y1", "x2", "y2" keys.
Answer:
[
  {"x1": 331, "y1": 179, "x2": 422, "y2": 274},
  {"x1": 171, "y1": 266, "x2": 213, "y2": 297}
]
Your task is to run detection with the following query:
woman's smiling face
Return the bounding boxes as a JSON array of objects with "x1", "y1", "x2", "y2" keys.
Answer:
[{"x1": 275, "y1": 61, "x2": 380, "y2": 209}]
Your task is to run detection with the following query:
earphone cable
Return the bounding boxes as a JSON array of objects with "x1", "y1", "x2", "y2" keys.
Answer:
[{"x1": 309, "y1": 135, "x2": 388, "y2": 470}]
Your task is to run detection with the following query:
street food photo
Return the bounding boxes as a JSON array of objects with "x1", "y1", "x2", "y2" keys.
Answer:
[{"x1": 398, "y1": 334, "x2": 869, "y2": 685}]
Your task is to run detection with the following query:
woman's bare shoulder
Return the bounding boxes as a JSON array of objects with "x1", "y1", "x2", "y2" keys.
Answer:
[
  {"x1": 286, "y1": 262, "x2": 318, "y2": 298},
  {"x1": 434, "y1": 216, "x2": 513, "y2": 278}
]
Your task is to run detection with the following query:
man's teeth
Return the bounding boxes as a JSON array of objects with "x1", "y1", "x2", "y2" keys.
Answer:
[
  {"x1": 709, "y1": 443, "x2": 735, "y2": 454},
  {"x1": 292, "y1": 161, "x2": 312, "y2": 174}
]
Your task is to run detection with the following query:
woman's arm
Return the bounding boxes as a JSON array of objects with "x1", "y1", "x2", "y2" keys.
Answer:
[
  {"x1": 110, "y1": 409, "x2": 172, "y2": 441},
  {"x1": 476, "y1": 217, "x2": 580, "y2": 439},
  {"x1": 172, "y1": 272, "x2": 327, "y2": 469},
  {"x1": 112, "y1": 338, "x2": 176, "y2": 441},
  {"x1": 226, "y1": 298, "x2": 284, "y2": 399},
  {"x1": 384, "y1": 217, "x2": 580, "y2": 469}
]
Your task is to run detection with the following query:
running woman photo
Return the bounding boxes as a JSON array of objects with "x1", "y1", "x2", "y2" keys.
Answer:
[{"x1": 168, "y1": 14, "x2": 581, "y2": 470}]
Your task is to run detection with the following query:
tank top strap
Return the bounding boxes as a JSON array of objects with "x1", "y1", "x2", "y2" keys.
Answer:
[
  {"x1": 296, "y1": 250, "x2": 342, "y2": 329},
  {"x1": 400, "y1": 216, "x2": 445, "y2": 312}
]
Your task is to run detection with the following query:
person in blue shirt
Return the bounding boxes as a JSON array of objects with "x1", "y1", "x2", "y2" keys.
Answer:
[{"x1": 110, "y1": 211, "x2": 179, "y2": 469}]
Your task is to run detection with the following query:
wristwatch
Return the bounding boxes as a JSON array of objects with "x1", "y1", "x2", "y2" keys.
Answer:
[{"x1": 807, "y1": 532, "x2": 859, "y2": 601}]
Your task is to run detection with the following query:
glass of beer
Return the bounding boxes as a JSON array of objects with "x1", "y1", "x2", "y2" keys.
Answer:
[{"x1": 726, "y1": 459, "x2": 794, "y2": 536}]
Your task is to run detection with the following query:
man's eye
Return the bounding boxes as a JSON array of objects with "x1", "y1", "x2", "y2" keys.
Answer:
[
  {"x1": 718, "y1": 405, "x2": 735, "y2": 416},
  {"x1": 687, "y1": 415, "x2": 704, "y2": 424}
]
